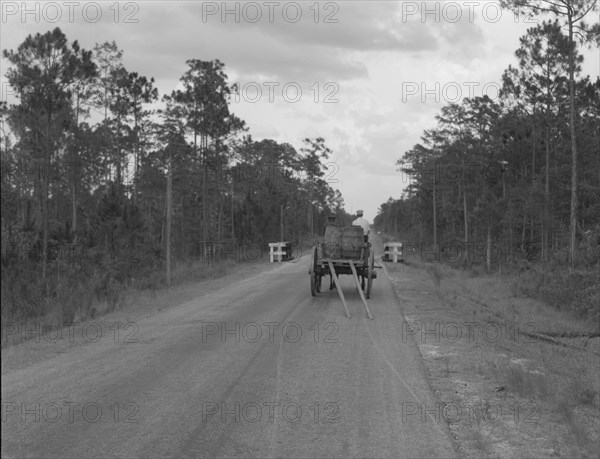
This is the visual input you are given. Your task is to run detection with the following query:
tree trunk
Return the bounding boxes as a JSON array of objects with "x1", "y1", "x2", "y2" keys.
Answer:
[
  {"x1": 42, "y1": 116, "x2": 51, "y2": 283},
  {"x1": 217, "y1": 197, "x2": 223, "y2": 242},
  {"x1": 462, "y1": 179, "x2": 469, "y2": 264},
  {"x1": 530, "y1": 215, "x2": 534, "y2": 243},
  {"x1": 531, "y1": 126, "x2": 536, "y2": 180},
  {"x1": 486, "y1": 218, "x2": 491, "y2": 273},
  {"x1": 462, "y1": 179, "x2": 468, "y2": 243},
  {"x1": 231, "y1": 180, "x2": 235, "y2": 241},
  {"x1": 181, "y1": 197, "x2": 185, "y2": 259},
  {"x1": 567, "y1": 13, "x2": 578, "y2": 269},
  {"x1": 509, "y1": 205, "x2": 513, "y2": 263},
  {"x1": 71, "y1": 182, "x2": 77, "y2": 245},
  {"x1": 432, "y1": 166, "x2": 437, "y2": 251},
  {"x1": 202, "y1": 133, "x2": 208, "y2": 262},
  {"x1": 544, "y1": 56, "x2": 552, "y2": 263},
  {"x1": 521, "y1": 212, "x2": 527, "y2": 255},
  {"x1": 166, "y1": 153, "x2": 172, "y2": 287},
  {"x1": 540, "y1": 208, "x2": 544, "y2": 262},
  {"x1": 544, "y1": 127, "x2": 550, "y2": 261},
  {"x1": 133, "y1": 112, "x2": 139, "y2": 204},
  {"x1": 116, "y1": 115, "x2": 122, "y2": 187},
  {"x1": 71, "y1": 93, "x2": 79, "y2": 245}
]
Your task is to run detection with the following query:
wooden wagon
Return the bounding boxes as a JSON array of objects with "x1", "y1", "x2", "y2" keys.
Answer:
[{"x1": 308, "y1": 225, "x2": 377, "y2": 319}]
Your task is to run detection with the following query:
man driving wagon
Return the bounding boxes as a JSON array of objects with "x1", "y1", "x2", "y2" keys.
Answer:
[{"x1": 352, "y1": 210, "x2": 370, "y2": 243}]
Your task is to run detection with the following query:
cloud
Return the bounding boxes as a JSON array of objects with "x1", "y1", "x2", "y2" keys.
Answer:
[
  {"x1": 3, "y1": 1, "x2": 598, "y2": 220},
  {"x1": 182, "y1": 1, "x2": 439, "y2": 51}
]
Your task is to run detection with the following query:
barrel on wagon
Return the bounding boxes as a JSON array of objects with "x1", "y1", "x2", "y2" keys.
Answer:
[
  {"x1": 340, "y1": 226, "x2": 364, "y2": 259},
  {"x1": 323, "y1": 226, "x2": 363, "y2": 259}
]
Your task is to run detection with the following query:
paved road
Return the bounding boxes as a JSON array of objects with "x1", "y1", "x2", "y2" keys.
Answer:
[{"x1": 2, "y1": 241, "x2": 456, "y2": 458}]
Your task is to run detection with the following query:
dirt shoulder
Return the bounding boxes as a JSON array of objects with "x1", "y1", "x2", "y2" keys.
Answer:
[{"x1": 382, "y1": 258, "x2": 600, "y2": 459}]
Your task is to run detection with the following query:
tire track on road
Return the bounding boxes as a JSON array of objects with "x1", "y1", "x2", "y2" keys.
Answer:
[{"x1": 180, "y1": 294, "x2": 312, "y2": 457}]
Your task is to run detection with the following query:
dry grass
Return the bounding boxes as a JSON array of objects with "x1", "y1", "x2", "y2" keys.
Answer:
[
  {"x1": 1, "y1": 255, "x2": 268, "y2": 348},
  {"x1": 503, "y1": 365, "x2": 550, "y2": 400},
  {"x1": 385, "y1": 256, "x2": 600, "y2": 458}
]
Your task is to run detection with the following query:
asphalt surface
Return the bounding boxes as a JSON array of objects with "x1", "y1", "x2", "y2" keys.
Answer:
[{"x1": 2, "y1": 240, "x2": 457, "y2": 458}]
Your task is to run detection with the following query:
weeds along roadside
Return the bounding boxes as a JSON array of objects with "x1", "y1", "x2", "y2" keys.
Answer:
[
  {"x1": 383, "y1": 250, "x2": 599, "y2": 458},
  {"x1": 0, "y1": 243, "x2": 293, "y2": 348}
]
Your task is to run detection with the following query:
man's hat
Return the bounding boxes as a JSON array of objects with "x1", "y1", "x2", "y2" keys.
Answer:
[{"x1": 356, "y1": 210, "x2": 364, "y2": 216}]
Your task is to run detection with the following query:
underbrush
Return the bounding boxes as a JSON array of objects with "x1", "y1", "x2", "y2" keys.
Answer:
[
  {"x1": 515, "y1": 263, "x2": 600, "y2": 322},
  {"x1": 1, "y1": 250, "x2": 268, "y2": 346},
  {"x1": 519, "y1": 228, "x2": 600, "y2": 321},
  {"x1": 438, "y1": 231, "x2": 600, "y2": 322},
  {"x1": 1, "y1": 255, "x2": 158, "y2": 324}
]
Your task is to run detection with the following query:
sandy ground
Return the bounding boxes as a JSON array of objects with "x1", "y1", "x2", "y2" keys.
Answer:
[{"x1": 382, "y1": 258, "x2": 600, "y2": 459}]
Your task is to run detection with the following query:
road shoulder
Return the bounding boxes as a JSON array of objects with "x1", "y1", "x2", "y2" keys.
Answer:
[{"x1": 382, "y1": 259, "x2": 600, "y2": 459}]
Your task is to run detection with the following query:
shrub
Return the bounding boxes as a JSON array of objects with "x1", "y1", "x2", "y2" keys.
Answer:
[
  {"x1": 515, "y1": 266, "x2": 544, "y2": 298},
  {"x1": 517, "y1": 261, "x2": 600, "y2": 322}
]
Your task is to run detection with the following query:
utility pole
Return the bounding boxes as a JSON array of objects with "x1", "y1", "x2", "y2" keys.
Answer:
[{"x1": 280, "y1": 204, "x2": 284, "y2": 242}]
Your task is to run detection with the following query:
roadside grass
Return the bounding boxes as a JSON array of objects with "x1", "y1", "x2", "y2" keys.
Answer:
[
  {"x1": 1, "y1": 254, "x2": 270, "y2": 348},
  {"x1": 384, "y1": 254, "x2": 600, "y2": 458},
  {"x1": 1, "y1": 234, "x2": 317, "y2": 349},
  {"x1": 461, "y1": 271, "x2": 599, "y2": 457},
  {"x1": 502, "y1": 364, "x2": 550, "y2": 400},
  {"x1": 555, "y1": 398, "x2": 591, "y2": 448}
]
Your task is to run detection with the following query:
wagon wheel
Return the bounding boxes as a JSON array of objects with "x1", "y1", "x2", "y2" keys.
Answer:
[
  {"x1": 310, "y1": 246, "x2": 319, "y2": 296},
  {"x1": 366, "y1": 248, "x2": 375, "y2": 299}
]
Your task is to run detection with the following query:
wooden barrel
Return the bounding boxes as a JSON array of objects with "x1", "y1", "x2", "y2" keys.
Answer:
[
  {"x1": 323, "y1": 226, "x2": 342, "y2": 258},
  {"x1": 341, "y1": 226, "x2": 364, "y2": 259}
]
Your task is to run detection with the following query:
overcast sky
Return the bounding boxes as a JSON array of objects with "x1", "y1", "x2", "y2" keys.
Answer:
[{"x1": 2, "y1": 1, "x2": 599, "y2": 220}]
